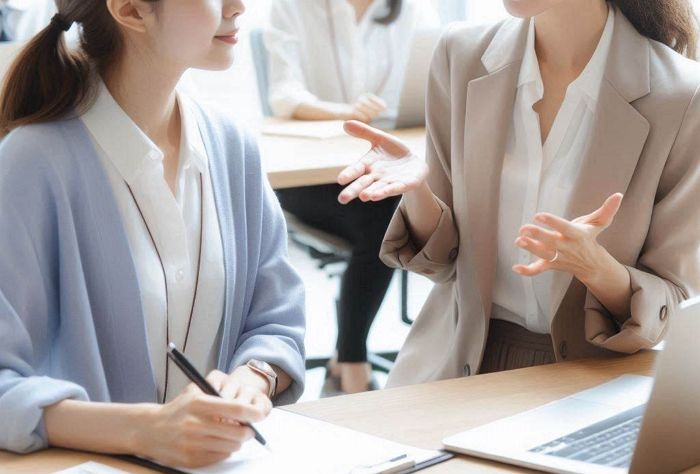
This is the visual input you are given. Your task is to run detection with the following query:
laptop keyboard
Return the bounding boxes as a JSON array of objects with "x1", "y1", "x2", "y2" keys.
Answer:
[{"x1": 529, "y1": 404, "x2": 646, "y2": 468}]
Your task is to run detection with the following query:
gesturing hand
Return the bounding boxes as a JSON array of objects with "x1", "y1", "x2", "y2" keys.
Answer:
[
  {"x1": 513, "y1": 193, "x2": 624, "y2": 281},
  {"x1": 337, "y1": 120, "x2": 428, "y2": 204}
]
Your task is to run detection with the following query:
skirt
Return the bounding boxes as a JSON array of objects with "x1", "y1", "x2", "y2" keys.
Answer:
[{"x1": 479, "y1": 318, "x2": 556, "y2": 374}]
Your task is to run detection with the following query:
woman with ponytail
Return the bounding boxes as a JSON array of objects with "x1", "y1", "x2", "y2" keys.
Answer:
[
  {"x1": 0, "y1": 0, "x2": 305, "y2": 467},
  {"x1": 265, "y1": 0, "x2": 439, "y2": 396},
  {"x1": 337, "y1": 0, "x2": 700, "y2": 386}
]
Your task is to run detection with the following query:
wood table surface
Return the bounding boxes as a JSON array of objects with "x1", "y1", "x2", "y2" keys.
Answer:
[{"x1": 3, "y1": 351, "x2": 698, "y2": 473}]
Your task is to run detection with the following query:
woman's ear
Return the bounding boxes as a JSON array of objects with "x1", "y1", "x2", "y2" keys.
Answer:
[{"x1": 105, "y1": 0, "x2": 150, "y2": 35}]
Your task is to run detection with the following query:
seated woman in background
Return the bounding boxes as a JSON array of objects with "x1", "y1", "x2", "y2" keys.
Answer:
[
  {"x1": 264, "y1": 0, "x2": 438, "y2": 395},
  {"x1": 0, "y1": 0, "x2": 304, "y2": 468}
]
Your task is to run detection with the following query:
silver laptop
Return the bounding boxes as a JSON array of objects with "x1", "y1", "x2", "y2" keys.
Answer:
[
  {"x1": 443, "y1": 296, "x2": 700, "y2": 474},
  {"x1": 392, "y1": 28, "x2": 441, "y2": 129}
]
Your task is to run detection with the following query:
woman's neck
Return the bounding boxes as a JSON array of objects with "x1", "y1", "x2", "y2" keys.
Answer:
[
  {"x1": 534, "y1": 0, "x2": 609, "y2": 75},
  {"x1": 102, "y1": 49, "x2": 183, "y2": 150},
  {"x1": 347, "y1": 0, "x2": 374, "y2": 22}
]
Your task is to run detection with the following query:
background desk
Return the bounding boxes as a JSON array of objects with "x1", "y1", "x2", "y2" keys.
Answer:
[
  {"x1": 260, "y1": 125, "x2": 426, "y2": 189},
  {"x1": 2, "y1": 352, "x2": 698, "y2": 473}
]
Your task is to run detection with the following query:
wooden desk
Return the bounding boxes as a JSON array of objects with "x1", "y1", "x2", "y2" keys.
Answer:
[
  {"x1": 3, "y1": 352, "x2": 698, "y2": 473},
  {"x1": 259, "y1": 124, "x2": 426, "y2": 189}
]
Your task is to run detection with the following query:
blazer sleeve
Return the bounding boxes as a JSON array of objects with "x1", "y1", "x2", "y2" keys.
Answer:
[
  {"x1": 379, "y1": 27, "x2": 459, "y2": 284},
  {"x1": 585, "y1": 86, "x2": 700, "y2": 353},
  {"x1": 0, "y1": 145, "x2": 89, "y2": 453},
  {"x1": 264, "y1": 0, "x2": 318, "y2": 119},
  {"x1": 228, "y1": 137, "x2": 306, "y2": 406}
]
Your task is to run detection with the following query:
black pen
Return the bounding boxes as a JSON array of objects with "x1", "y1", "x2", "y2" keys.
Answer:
[{"x1": 167, "y1": 342, "x2": 267, "y2": 446}]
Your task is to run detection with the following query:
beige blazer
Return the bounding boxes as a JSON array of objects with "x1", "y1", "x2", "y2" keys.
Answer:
[{"x1": 381, "y1": 9, "x2": 700, "y2": 387}]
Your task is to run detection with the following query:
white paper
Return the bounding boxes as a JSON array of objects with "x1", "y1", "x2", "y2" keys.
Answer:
[
  {"x1": 261, "y1": 120, "x2": 346, "y2": 139},
  {"x1": 179, "y1": 409, "x2": 441, "y2": 474},
  {"x1": 52, "y1": 462, "x2": 131, "y2": 474}
]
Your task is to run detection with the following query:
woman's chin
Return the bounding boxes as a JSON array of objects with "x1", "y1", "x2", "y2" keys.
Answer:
[
  {"x1": 502, "y1": 0, "x2": 555, "y2": 18},
  {"x1": 194, "y1": 55, "x2": 236, "y2": 72}
]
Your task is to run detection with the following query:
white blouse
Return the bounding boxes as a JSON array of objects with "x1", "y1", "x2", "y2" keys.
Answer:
[
  {"x1": 492, "y1": 8, "x2": 615, "y2": 334},
  {"x1": 265, "y1": 0, "x2": 439, "y2": 123},
  {"x1": 81, "y1": 82, "x2": 226, "y2": 402},
  {"x1": 0, "y1": 0, "x2": 54, "y2": 41}
]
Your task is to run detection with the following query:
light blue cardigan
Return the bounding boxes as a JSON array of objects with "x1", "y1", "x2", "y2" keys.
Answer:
[{"x1": 0, "y1": 105, "x2": 306, "y2": 453}]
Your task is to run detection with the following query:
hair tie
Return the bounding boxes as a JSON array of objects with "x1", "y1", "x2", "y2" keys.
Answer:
[{"x1": 50, "y1": 14, "x2": 73, "y2": 32}]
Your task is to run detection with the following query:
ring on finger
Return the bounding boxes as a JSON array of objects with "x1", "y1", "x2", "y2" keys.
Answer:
[{"x1": 548, "y1": 250, "x2": 560, "y2": 263}]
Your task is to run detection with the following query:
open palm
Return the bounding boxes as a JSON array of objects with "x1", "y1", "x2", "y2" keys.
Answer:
[{"x1": 337, "y1": 121, "x2": 428, "y2": 204}]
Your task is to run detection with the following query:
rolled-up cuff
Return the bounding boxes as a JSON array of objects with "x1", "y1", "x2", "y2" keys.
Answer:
[
  {"x1": 380, "y1": 197, "x2": 459, "y2": 283},
  {"x1": 228, "y1": 336, "x2": 305, "y2": 407},
  {"x1": 584, "y1": 266, "x2": 677, "y2": 353},
  {"x1": 0, "y1": 374, "x2": 89, "y2": 453}
]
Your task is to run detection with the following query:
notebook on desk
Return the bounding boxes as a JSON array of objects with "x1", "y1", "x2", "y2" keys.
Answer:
[
  {"x1": 261, "y1": 120, "x2": 347, "y2": 140},
  {"x1": 120, "y1": 409, "x2": 452, "y2": 474}
]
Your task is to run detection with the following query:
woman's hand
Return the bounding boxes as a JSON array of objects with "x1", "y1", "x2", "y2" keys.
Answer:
[
  {"x1": 136, "y1": 381, "x2": 268, "y2": 468},
  {"x1": 337, "y1": 120, "x2": 428, "y2": 204},
  {"x1": 207, "y1": 368, "x2": 273, "y2": 411},
  {"x1": 513, "y1": 193, "x2": 624, "y2": 280},
  {"x1": 341, "y1": 93, "x2": 387, "y2": 123},
  {"x1": 513, "y1": 193, "x2": 633, "y2": 319}
]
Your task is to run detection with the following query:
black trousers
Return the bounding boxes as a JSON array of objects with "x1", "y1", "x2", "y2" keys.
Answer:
[{"x1": 277, "y1": 184, "x2": 399, "y2": 363}]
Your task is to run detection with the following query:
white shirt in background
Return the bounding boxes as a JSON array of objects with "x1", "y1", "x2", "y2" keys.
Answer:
[
  {"x1": 0, "y1": 0, "x2": 55, "y2": 41},
  {"x1": 492, "y1": 8, "x2": 615, "y2": 334},
  {"x1": 265, "y1": 0, "x2": 440, "y2": 123},
  {"x1": 81, "y1": 82, "x2": 226, "y2": 402}
]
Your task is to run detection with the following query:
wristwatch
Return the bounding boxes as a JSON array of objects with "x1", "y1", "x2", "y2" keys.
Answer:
[{"x1": 246, "y1": 359, "x2": 278, "y2": 398}]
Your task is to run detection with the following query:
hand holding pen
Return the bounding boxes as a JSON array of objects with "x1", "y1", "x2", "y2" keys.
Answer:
[
  {"x1": 167, "y1": 343, "x2": 269, "y2": 445},
  {"x1": 122, "y1": 344, "x2": 271, "y2": 469}
]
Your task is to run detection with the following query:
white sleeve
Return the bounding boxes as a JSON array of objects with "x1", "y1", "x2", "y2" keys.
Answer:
[{"x1": 264, "y1": 1, "x2": 319, "y2": 118}]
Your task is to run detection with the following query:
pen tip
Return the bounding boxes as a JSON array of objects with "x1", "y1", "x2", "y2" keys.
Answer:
[{"x1": 168, "y1": 342, "x2": 177, "y2": 351}]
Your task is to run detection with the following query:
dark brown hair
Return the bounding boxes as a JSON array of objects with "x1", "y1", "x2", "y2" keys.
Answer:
[
  {"x1": 610, "y1": 0, "x2": 698, "y2": 58},
  {"x1": 0, "y1": 0, "x2": 158, "y2": 135},
  {"x1": 375, "y1": 0, "x2": 403, "y2": 25}
]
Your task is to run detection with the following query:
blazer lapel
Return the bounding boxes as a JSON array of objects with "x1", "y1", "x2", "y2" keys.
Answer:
[
  {"x1": 553, "y1": 9, "x2": 651, "y2": 321},
  {"x1": 461, "y1": 19, "x2": 528, "y2": 318},
  {"x1": 564, "y1": 9, "x2": 651, "y2": 242},
  {"x1": 565, "y1": 83, "x2": 650, "y2": 228}
]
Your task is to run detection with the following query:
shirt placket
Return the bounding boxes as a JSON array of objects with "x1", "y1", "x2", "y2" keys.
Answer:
[
  {"x1": 137, "y1": 161, "x2": 194, "y2": 353},
  {"x1": 519, "y1": 83, "x2": 546, "y2": 332}
]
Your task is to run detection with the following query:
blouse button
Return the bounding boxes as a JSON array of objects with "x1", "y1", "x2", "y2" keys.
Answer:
[
  {"x1": 176, "y1": 269, "x2": 185, "y2": 282},
  {"x1": 448, "y1": 248, "x2": 459, "y2": 261},
  {"x1": 147, "y1": 150, "x2": 161, "y2": 161},
  {"x1": 659, "y1": 305, "x2": 668, "y2": 321}
]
